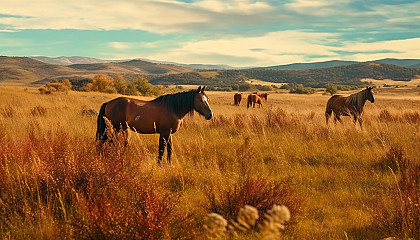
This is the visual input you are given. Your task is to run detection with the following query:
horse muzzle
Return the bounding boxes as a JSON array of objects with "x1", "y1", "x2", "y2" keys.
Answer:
[{"x1": 205, "y1": 113, "x2": 213, "y2": 120}]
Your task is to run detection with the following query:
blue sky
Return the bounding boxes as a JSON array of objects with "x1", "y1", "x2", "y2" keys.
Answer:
[{"x1": 1, "y1": 0, "x2": 420, "y2": 67}]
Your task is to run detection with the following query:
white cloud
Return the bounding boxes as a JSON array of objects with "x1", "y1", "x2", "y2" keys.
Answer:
[
  {"x1": 340, "y1": 38, "x2": 420, "y2": 62},
  {"x1": 106, "y1": 32, "x2": 420, "y2": 67},
  {"x1": 137, "y1": 30, "x2": 339, "y2": 66},
  {"x1": 0, "y1": 0, "x2": 273, "y2": 33},
  {"x1": 285, "y1": 0, "x2": 350, "y2": 16}
]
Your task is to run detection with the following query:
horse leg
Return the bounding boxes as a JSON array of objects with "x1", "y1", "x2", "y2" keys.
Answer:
[
  {"x1": 352, "y1": 114, "x2": 358, "y2": 125},
  {"x1": 167, "y1": 134, "x2": 173, "y2": 164},
  {"x1": 334, "y1": 114, "x2": 342, "y2": 123},
  {"x1": 325, "y1": 107, "x2": 332, "y2": 125},
  {"x1": 158, "y1": 134, "x2": 167, "y2": 166},
  {"x1": 325, "y1": 113, "x2": 331, "y2": 125},
  {"x1": 358, "y1": 117, "x2": 363, "y2": 129}
]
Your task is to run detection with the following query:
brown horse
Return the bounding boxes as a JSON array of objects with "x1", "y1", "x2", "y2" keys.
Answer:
[
  {"x1": 234, "y1": 93, "x2": 242, "y2": 106},
  {"x1": 325, "y1": 87, "x2": 374, "y2": 128},
  {"x1": 96, "y1": 86, "x2": 213, "y2": 165},
  {"x1": 258, "y1": 93, "x2": 268, "y2": 101},
  {"x1": 247, "y1": 93, "x2": 268, "y2": 108}
]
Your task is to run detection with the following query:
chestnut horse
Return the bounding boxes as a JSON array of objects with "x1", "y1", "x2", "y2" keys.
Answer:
[
  {"x1": 234, "y1": 93, "x2": 242, "y2": 106},
  {"x1": 247, "y1": 93, "x2": 268, "y2": 108},
  {"x1": 325, "y1": 87, "x2": 374, "y2": 128},
  {"x1": 96, "y1": 86, "x2": 213, "y2": 165}
]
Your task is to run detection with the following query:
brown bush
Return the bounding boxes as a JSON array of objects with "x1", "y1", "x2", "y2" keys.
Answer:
[
  {"x1": 402, "y1": 111, "x2": 420, "y2": 123},
  {"x1": 368, "y1": 146, "x2": 420, "y2": 239},
  {"x1": 30, "y1": 106, "x2": 47, "y2": 116},
  {"x1": 266, "y1": 108, "x2": 289, "y2": 128},
  {"x1": 0, "y1": 105, "x2": 15, "y2": 117},
  {"x1": 378, "y1": 110, "x2": 395, "y2": 122},
  {"x1": 204, "y1": 176, "x2": 304, "y2": 226}
]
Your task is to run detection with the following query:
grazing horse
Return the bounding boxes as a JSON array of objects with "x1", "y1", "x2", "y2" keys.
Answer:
[
  {"x1": 325, "y1": 87, "x2": 375, "y2": 128},
  {"x1": 247, "y1": 93, "x2": 268, "y2": 108},
  {"x1": 234, "y1": 93, "x2": 242, "y2": 106},
  {"x1": 258, "y1": 93, "x2": 268, "y2": 101},
  {"x1": 96, "y1": 86, "x2": 213, "y2": 165}
]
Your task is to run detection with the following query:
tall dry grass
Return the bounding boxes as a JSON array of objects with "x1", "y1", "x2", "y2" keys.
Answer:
[{"x1": 0, "y1": 86, "x2": 419, "y2": 239}]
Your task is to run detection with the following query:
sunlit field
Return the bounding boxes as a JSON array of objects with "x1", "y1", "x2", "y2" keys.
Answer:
[{"x1": 0, "y1": 86, "x2": 419, "y2": 239}]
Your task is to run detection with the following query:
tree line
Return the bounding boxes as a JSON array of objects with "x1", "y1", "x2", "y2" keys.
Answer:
[
  {"x1": 149, "y1": 62, "x2": 420, "y2": 89},
  {"x1": 41, "y1": 74, "x2": 163, "y2": 96}
]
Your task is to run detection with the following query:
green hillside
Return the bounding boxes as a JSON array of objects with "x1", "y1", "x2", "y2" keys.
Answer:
[{"x1": 149, "y1": 62, "x2": 420, "y2": 88}]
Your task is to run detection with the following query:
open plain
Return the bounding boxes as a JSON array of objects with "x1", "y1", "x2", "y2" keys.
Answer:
[{"x1": 0, "y1": 86, "x2": 419, "y2": 239}]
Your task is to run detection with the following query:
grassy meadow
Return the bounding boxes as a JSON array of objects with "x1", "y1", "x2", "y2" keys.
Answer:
[{"x1": 0, "y1": 86, "x2": 419, "y2": 239}]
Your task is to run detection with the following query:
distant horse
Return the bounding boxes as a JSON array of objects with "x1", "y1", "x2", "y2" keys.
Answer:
[
  {"x1": 234, "y1": 93, "x2": 242, "y2": 106},
  {"x1": 258, "y1": 93, "x2": 268, "y2": 101},
  {"x1": 325, "y1": 86, "x2": 374, "y2": 128},
  {"x1": 247, "y1": 93, "x2": 268, "y2": 108},
  {"x1": 96, "y1": 86, "x2": 213, "y2": 165}
]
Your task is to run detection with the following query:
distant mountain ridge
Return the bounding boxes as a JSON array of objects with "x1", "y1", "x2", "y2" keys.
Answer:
[
  {"x1": 31, "y1": 56, "x2": 240, "y2": 70},
  {"x1": 31, "y1": 56, "x2": 420, "y2": 70},
  {"x1": 1, "y1": 56, "x2": 420, "y2": 87},
  {"x1": 31, "y1": 56, "x2": 114, "y2": 65},
  {"x1": 261, "y1": 60, "x2": 358, "y2": 70},
  {"x1": 263, "y1": 59, "x2": 420, "y2": 70}
]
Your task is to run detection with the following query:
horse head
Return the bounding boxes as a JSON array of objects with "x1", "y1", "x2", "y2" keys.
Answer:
[
  {"x1": 366, "y1": 86, "x2": 375, "y2": 103},
  {"x1": 194, "y1": 86, "x2": 213, "y2": 120}
]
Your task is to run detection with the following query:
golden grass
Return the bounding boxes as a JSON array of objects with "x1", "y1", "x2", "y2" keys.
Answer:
[
  {"x1": 362, "y1": 77, "x2": 420, "y2": 87},
  {"x1": 246, "y1": 79, "x2": 285, "y2": 88},
  {"x1": 0, "y1": 86, "x2": 419, "y2": 239},
  {"x1": 198, "y1": 71, "x2": 219, "y2": 78}
]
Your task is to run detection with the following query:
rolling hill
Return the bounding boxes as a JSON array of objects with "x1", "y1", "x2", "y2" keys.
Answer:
[
  {"x1": 149, "y1": 62, "x2": 420, "y2": 88},
  {"x1": 262, "y1": 59, "x2": 420, "y2": 70},
  {"x1": 31, "y1": 56, "x2": 112, "y2": 65},
  {"x1": 0, "y1": 56, "x2": 194, "y2": 85},
  {"x1": 31, "y1": 56, "x2": 240, "y2": 70},
  {"x1": 261, "y1": 60, "x2": 358, "y2": 70},
  {"x1": 1, "y1": 56, "x2": 420, "y2": 87}
]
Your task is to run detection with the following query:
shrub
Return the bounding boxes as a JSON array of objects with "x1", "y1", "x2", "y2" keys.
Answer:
[
  {"x1": 30, "y1": 106, "x2": 47, "y2": 116},
  {"x1": 38, "y1": 86, "x2": 52, "y2": 94},
  {"x1": 368, "y1": 146, "x2": 420, "y2": 239},
  {"x1": 90, "y1": 74, "x2": 117, "y2": 93},
  {"x1": 204, "y1": 176, "x2": 303, "y2": 226},
  {"x1": 325, "y1": 83, "x2": 338, "y2": 95},
  {"x1": 0, "y1": 105, "x2": 15, "y2": 117},
  {"x1": 132, "y1": 77, "x2": 161, "y2": 96},
  {"x1": 289, "y1": 84, "x2": 315, "y2": 94}
]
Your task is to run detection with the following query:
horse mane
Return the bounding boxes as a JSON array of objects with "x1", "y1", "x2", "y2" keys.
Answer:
[
  {"x1": 151, "y1": 90, "x2": 195, "y2": 116},
  {"x1": 345, "y1": 88, "x2": 369, "y2": 113}
]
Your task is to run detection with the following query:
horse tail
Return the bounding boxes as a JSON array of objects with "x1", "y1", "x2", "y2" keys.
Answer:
[{"x1": 96, "y1": 102, "x2": 108, "y2": 142}]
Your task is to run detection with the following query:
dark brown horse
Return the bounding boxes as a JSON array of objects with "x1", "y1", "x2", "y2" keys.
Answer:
[
  {"x1": 96, "y1": 86, "x2": 213, "y2": 165},
  {"x1": 325, "y1": 87, "x2": 374, "y2": 128},
  {"x1": 247, "y1": 93, "x2": 268, "y2": 108},
  {"x1": 234, "y1": 93, "x2": 242, "y2": 106}
]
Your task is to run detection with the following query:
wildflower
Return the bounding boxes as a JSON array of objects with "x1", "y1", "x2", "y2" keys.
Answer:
[
  {"x1": 236, "y1": 205, "x2": 259, "y2": 230},
  {"x1": 259, "y1": 205, "x2": 291, "y2": 240},
  {"x1": 204, "y1": 213, "x2": 228, "y2": 238}
]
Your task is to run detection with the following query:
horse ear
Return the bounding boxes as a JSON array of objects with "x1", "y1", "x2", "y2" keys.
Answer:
[
  {"x1": 201, "y1": 86, "x2": 206, "y2": 92},
  {"x1": 196, "y1": 86, "x2": 202, "y2": 93}
]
